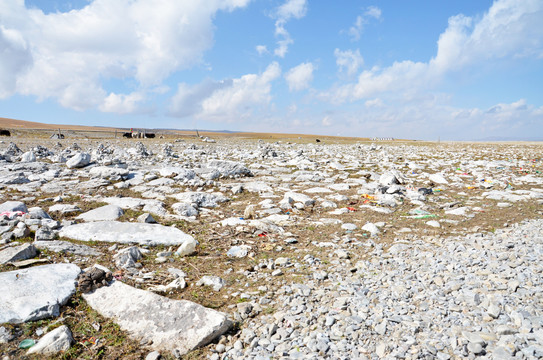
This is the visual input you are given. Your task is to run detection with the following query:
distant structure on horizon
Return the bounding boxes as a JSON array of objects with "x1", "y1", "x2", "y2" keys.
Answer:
[{"x1": 371, "y1": 137, "x2": 395, "y2": 141}]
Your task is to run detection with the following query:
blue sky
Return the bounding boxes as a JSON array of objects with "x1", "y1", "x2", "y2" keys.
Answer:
[{"x1": 0, "y1": 0, "x2": 542, "y2": 140}]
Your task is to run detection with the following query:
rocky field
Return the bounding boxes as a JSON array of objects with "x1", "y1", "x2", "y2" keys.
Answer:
[{"x1": 0, "y1": 132, "x2": 542, "y2": 359}]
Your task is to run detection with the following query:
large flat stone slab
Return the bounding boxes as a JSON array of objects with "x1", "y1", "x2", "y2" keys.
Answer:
[
  {"x1": 100, "y1": 197, "x2": 168, "y2": 216},
  {"x1": 83, "y1": 281, "x2": 232, "y2": 355},
  {"x1": 76, "y1": 204, "x2": 124, "y2": 222},
  {"x1": 59, "y1": 221, "x2": 194, "y2": 246},
  {"x1": 0, "y1": 263, "x2": 81, "y2": 323},
  {"x1": 34, "y1": 240, "x2": 102, "y2": 256}
]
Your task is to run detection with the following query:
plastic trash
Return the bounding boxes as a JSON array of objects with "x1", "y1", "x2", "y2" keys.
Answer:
[
  {"x1": 0, "y1": 211, "x2": 26, "y2": 219},
  {"x1": 414, "y1": 214, "x2": 438, "y2": 219},
  {"x1": 18, "y1": 339, "x2": 35, "y2": 349}
]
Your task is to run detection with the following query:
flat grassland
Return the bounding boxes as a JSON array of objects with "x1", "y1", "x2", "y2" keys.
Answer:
[{"x1": 0, "y1": 117, "x2": 368, "y2": 144}]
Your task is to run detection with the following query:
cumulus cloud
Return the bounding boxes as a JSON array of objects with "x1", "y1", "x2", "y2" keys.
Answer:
[
  {"x1": 168, "y1": 79, "x2": 233, "y2": 118},
  {"x1": 325, "y1": 0, "x2": 543, "y2": 104},
  {"x1": 276, "y1": 0, "x2": 307, "y2": 20},
  {"x1": 285, "y1": 62, "x2": 314, "y2": 91},
  {"x1": 0, "y1": 0, "x2": 250, "y2": 111},
  {"x1": 256, "y1": 45, "x2": 268, "y2": 55},
  {"x1": 431, "y1": 0, "x2": 543, "y2": 71},
  {"x1": 321, "y1": 115, "x2": 332, "y2": 126},
  {"x1": 0, "y1": 26, "x2": 32, "y2": 98},
  {"x1": 99, "y1": 92, "x2": 147, "y2": 114},
  {"x1": 273, "y1": 0, "x2": 307, "y2": 57},
  {"x1": 334, "y1": 48, "x2": 364, "y2": 77},
  {"x1": 348, "y1": 6, "x2": 381, "y2": 41},
  {"x1": 169, "y1": 62, "x2": 281, "y2": 121}
]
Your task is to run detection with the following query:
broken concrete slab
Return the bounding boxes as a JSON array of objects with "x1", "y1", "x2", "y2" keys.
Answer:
[
  {"x1": 59, "y1": 221, "x2": 195, "y2": 246},
  {"x1": 76, "y1": 204, "x2": 124, "y2": 222},
  {"x1": 0, "y1": 263, "x2": 81, "y2": 323},
  {"x1": 83, "y1": 281, "x2": 232, "y2": 356},
  {"x1": 0, "y1": 243, "x2": 38, "y2": 265}
]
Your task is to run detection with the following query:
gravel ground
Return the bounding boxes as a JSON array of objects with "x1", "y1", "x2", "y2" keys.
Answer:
[{"x1": 218, "y1": 218, "x2": 543, "y2": 360}]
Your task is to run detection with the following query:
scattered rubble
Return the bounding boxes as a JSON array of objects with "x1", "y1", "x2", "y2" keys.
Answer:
[{"x1": 1, "y1": 136, "x2": 542, "y2": 358}]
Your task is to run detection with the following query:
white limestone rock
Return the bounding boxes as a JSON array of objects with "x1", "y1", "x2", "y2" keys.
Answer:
[
  {"x1": 171, "y1": 202, "x2": 199, "y2": 217},
  {"x1": 171, "y1": 192, "x2": 229, "y2": 208},
  {"x1": 0, "y1": 243, "x2": 38, "y2": 264},
  {"x1": 196, "y1": 276, "x2": 226, "y2": 291},
  {"x1": 0, "y1": 263, "x2": 81, "y2": 323},
  {"x1": 89, "y1": 166, "x2": 129, "y2": 179},
  {"x1": 48, "y1": 204, "x2": 81, "y2": 215},
  {"x1": 0, "y1": 201, "x2": 28, "y2": 214},
  {"x1": 362, "y1": 223, "x2": 380, "y2": 236},
  {"x1": 76, "y1": 205, "x2": 124, "y2": 222},
  {"x1": 34, "y1": 240, "x2": 102, "y2": 256},
  {"x1": 20, "y1": 151, "x2": 36, "y2": 163},
  {"x1": 59, "y1": 221, "x2": 195, "y2": 246},
  {"x1": 27, "y1": 325, "x2": 74, "y2": 355},
  {"x1": 66, "y1": 152, "x2": 91, "y2": 168},
  {"x1": 282, "y1": 192, "x2": 315, "y2": 207},
  {"x1": 176, "y1": 237, "x2": 198, "y2": 257},
  {"x1": 99, "y1": 197, "x2": 168, "y2": 216},
  {"x1": 83, "y1": 281, "x2": 231, "y2": 355},
  {"x1": 206, "y1": 160, "x2": 252, "y2": 178}
]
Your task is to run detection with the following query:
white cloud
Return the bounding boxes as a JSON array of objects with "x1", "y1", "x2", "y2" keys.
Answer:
[
  {"x1": 365, "y1": 98, "x2": 383, "y2": 108},
  {"x1": 274, "y1": 22, "x2": 293, "y2": 58},
  {"x1": 285, "y1": 62, "x2": 314, "y2": 91},
  {"x1": 169, "y1": 62, "x2": 281, "y2": 121},
  {"x1": 365, "y1": 6, "x2": 382, "y2": 19},
  {"x1": 446, "y1": 99, "x2": 543, "y2": 137},
  {"x1": 348, "y1": 6, "x2": 382, "y2": 41},
  {"x1": 0, "y1": 25, "x2": 32, "y2": 98},
  {"x1": 0, "y1": 0, "x2": 250, "y2": 111},
  {"x1": 168, "y1": 79, "x2": 233, "y2": 118},
  {"x1": 326, "y1": 0, "x2": 543, "y2": 104},
  {"x1": 100, "y1": 92, "x2": 146, "y2": 114},
  {"x1": 276, "y1": 0, "x2": 307, "y2": 21},
  {"x1": 431, "y1": 0, "x2": 543, "y2": 71},
  {"x1": 256, "y1": 45, "x2": 268, "y2": 55},
  {"x1": 308, "y1": 96, "x2": 541, "y2": 140},
  {"x1": 334, "y1": 48, "x2": 364, "y2": 77},
  {"x1": 273, "y1": 0, "x2": 307, "y2": 57}
]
